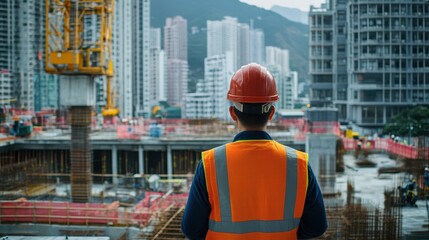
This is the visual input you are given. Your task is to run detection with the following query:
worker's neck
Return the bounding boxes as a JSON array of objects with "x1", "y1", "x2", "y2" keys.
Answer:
[
  {"x1": 237, "y1": 122, "x2": 267, "y2": 132},
  {"x1": 239, "y1": 128, "x2": 266, "y2": 132}
]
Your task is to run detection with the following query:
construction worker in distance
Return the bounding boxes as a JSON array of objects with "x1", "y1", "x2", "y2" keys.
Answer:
[
  {"x1": 181, "y1": 63, "x2": 327, "y2": 239},
  {"x1": 424, "y1": 167, "x2": 429, "y2": 188}
]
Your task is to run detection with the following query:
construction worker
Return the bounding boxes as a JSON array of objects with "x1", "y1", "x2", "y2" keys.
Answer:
[
  {"x1": 181, "y1": 63, "x2": 327, "y2": 239},
  {"x1": 424, "y1": 167, "x2": 429, "y2": 188},
  {"x1": 404, "y1": 178, "x2": 418, "y2": 207}
]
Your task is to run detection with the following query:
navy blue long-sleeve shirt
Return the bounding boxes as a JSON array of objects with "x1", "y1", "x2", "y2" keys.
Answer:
[{"x1": 182, "y1": 131, "x2": 328, "y2": 239}]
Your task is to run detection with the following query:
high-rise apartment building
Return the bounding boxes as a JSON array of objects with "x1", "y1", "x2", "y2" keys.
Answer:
[
  {"x1": 183, "y1": 85, "x2": 212, "y2": 120},
  {"x1": 266, "y1": 46, "x2": 290, "y2": 75},
  {"x1": 133, "y1": 0, "x2": 151, "y2": 117},
  {"x1": 165, "y1": 16, "x2": 188, "y2": 61},
  {"x1": 266, "y1": 46, "x2": 295, "y2": 109},
  {"x1": 34, "y1": 74, "x2": 59, "y2": 111},
  {"x1": 0, "y1": 3, "x2": 9, "y2": 72},
  {"x1": 1, "y1": 0, "x2": 59, "y2": 111},
  {"x1": 185, "y1": 53, "x2": 234, "y2": 120},
  {"x1": 149, "y1": 28, "x2": 166, "y2": 109},
  {"x1": 166, "y1": 59, "x2": 188, "y2": 108},
  {"x1": 309, "y1": 4, "x2": 334, "y2": 110},
  {"x1": 207, "y1": 17, "x2": 239, "y2": 69},
  {"x1": 112, "y1": 0, "x2": 133, "y2": 118},
  {"x1": 0, "y1": 71, "x2": 13, "y2": 103},
  {"x1": 164, "y1": 16, "x2": 188, "y2": 108},
  {"x1": 238, "y1": 23, "x2": 251, "y2": 67},
  {"x1": 0, "y1": 2, "x2": 13, "y2": 104},
  {"x1": 207, "y1": 17, "x2": 265, "y2": 69},
  {"x1": 309, "y1": 0, "x2": 429, "y2": 127},
  {"x1": 250, "y1": 28, "x2": 265, "y2": 64}
]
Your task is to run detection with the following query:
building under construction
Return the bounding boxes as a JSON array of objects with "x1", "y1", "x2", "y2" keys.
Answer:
[
  {"x1": 1, "y1": 109, "x2": 427, "y2": 239},
  {"x1": 1, "y1": 111, "x2": 428, "y2": 239}
]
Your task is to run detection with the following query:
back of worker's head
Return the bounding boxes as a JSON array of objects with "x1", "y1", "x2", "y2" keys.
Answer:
[{"x1": 227, "y1": 63, "x2": 278, "y2": 129}]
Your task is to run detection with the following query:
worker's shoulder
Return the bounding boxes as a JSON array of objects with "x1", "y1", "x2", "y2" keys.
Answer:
[{"x1": 276, "y1": 142, "x2": 308, "y2": 155}]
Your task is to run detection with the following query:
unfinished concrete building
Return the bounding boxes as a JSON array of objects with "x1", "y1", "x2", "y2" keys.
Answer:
[{"x1": 310, "y1": 0, "x2": 429, "y2": 127}]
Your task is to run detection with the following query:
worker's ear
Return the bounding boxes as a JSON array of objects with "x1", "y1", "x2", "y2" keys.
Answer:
[
  {"x1": 229, "y1": 106, "x2": 238, "y2": 121},
  {"x1": 268, "y1": 106, "x2": 275, "y2": 120}
]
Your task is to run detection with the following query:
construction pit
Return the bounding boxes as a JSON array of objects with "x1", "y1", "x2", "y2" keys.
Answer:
[{"x1": 0, "y1": 131, "x2": 429, "y2": 239}]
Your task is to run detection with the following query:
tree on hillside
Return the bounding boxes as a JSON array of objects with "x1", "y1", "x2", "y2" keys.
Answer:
[{"x1": 383, "y1": 106, "x2": 429, "y2": 137}]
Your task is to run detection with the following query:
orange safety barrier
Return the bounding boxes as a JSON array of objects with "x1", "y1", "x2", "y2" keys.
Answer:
[
  {"x1": 294, "y1": 121, "x2": 341, "y2": 141},
  {"x1": 0, "y1": 200, "x2": 119, "y2": 225},
  {"x1": 0, "y1": 192, "x2": 189, "y2": 227},
  {"x1": 0, "y1": 137, "x2": 15, "y2": 142},
  {"x1": 343, "y1": 138, "x2": 429, "y2": 160}
]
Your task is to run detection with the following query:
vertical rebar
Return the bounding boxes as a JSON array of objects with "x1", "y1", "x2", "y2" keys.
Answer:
[{"x1": 70, "y1": 106, "x2": 92, "y2": 203}]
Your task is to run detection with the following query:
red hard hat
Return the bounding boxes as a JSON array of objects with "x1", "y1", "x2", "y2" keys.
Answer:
[{"x1": 227, "y1": 63, "x2": 278, "y2": 103}]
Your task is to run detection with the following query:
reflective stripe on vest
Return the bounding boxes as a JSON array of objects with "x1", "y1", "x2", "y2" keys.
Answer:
[{"x1": 209, "y1": 144, "x2": 301, "y2": 234}]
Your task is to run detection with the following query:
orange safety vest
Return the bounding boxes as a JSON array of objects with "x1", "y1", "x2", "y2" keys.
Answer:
[{"x1": 202, "y1": 140, "x2": 308, "y2": 240}]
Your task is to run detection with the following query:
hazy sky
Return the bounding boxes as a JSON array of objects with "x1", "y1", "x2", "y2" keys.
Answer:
[{"x1": 240, "y1": 0, "x2": 325, "y2": 12}]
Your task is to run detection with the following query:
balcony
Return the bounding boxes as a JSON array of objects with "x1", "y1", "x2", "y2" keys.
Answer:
[
  {"x1": 311, "y1": 82, "x2": 333, "y2": 90},
  {"x1": 310, "y1": 68, "x2": 333, "y2": 74}
]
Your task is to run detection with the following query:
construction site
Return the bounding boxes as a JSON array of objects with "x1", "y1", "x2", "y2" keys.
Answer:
[
  {"x1": 1, "y1": 0, "x2": 429, "y2": 239},
  {"x1": 0, "y1": 107, "x2": 429, "y2": 239}
]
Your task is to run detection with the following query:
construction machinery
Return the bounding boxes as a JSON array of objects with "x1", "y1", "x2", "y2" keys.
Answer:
[
  {"x1": 345, "y1": 127, "x2": 360, "y2": 139},
  {"x1": 102, "y1": 76, "x2": 119, "y2": 118},
  {"x1": 10, "y1": 115, "x2": 33, "y2": 137},
  {"x1": 45, "y1": 0, "x2": 115, "y2": 202}
]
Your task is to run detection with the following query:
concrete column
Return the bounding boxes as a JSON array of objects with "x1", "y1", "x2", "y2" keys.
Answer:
[
  {"x1": 167, "y1": 145, "x2": 173, "y2": 180},
  {"x1": 138, "y1": 145, "x2": 144, "y2": 175},
  {"x1": 306, "y1": 134, "x2": 337, "y2": 194},
  {"x1": 112, "y1": 145, "x2": 118, "y2": 185},
  {"x1": 62, "y1": 76, "x2": 95, "y2": 203}
]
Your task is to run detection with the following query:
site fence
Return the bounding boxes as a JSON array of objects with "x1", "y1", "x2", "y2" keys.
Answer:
[{"x1": 343, "y1": 138, "x2": 429, "y2": 160}]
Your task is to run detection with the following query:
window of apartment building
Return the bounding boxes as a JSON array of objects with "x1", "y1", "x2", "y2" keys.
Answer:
[
  {"x1": 324, "y1": 31, "x2": 332, "y2": 41},
  {"x1": 338, "y1": 26, "x2": 345, "y2": 34},
  {"x1": 361, "y1": 19, "x2": 367, "y2": 28},
  {"x1": 352, "y1": 6, "x2": 358, "y2": 15},
  {"x1": 392, "y1": 4, "x2": 400, "y2": 14},
  {"x1": 360, "y1": 5, "x2": 367, "y2": 15},
  {"x1": 323, "y1": 16, "x2": 332, "y2": 26},
  {"x1": 337, "y1": 12, "x2": 346, "y2": 21},
  {"x1": 368, "y1": 4, "x2": 376, "y2": 15},
  {"x1": 362, "y1": 106, "x2": 375, "y2": 123}
]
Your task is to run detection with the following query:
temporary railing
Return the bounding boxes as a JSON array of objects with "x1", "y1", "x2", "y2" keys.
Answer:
[
  {"x1": 343, "y1": 138, "x2": 429, "y2": 160},
  {"x1": 0, "y1": 192, "x2": 189, "y2": 227},
  {"x1": 0, "y1": 199, "x2": 120, "y2": 225}
]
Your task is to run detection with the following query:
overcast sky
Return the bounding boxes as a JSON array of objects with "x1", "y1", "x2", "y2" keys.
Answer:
[{"x1": 239, "y1": 0, "x2": 325, "y2": 12}]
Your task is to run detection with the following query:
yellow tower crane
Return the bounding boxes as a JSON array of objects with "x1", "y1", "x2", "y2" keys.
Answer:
[
  {"x1": 45, "y1": 0, "x2": 118, "y2": 202},
  {"x1": 45, "y1": 0, "x2": 119, "y2": 117},
  {"x1": 102, "y1": 76, "x2": 120, "y2": 118}
]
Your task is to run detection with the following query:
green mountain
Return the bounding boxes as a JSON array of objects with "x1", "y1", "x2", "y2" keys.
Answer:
[
  {"x1": 270, "y1": 5, "x2": 308, "y2": 25},
  {"x1": 151, "y1": 0, "x2": 309, "y2": 92}
]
